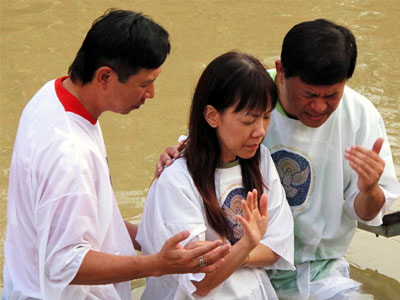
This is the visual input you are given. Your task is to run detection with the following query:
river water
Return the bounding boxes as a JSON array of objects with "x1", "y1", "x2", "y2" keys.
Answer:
[{"x1": 1, "y1": 0, "x2": 399, "y2": 299}]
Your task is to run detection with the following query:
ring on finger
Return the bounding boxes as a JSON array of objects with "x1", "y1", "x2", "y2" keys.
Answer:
[{"x1": 199, "y1": 256, "x2": 206, "y2": 267}]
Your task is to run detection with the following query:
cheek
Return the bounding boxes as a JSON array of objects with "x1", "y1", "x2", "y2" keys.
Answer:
[
  {"x1": 264, "y1": 119, "x2": 272, "y2": 131},
  {"x1": 329, "y1": 100, "x2": 341, "y2": 111}
]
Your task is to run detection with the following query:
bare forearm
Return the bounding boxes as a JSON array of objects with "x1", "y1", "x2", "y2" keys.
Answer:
[
  {"x1": 193, "y1": 244, "x2": 278, "y2": 296},
  {"x1": 193, "y1": 240, "x2": 251, "y2": 296},
  {"x1": 194, "y1": 191, "x2": 270, "y2": 296},
  {"x1": 354, "y1": 184, "x2": 385, "y2": 221},
  {"x1": 71, "y1": 250, "x2": 161, "y2": 285},
  {"x1": 245, "y1": 243, "x2": 279, "y2": 267},
  {"x1": 193, "y1": 243, "x2": 277, "y2": 295},
  {"x1": 71, "y1": 233, "x2": 230, "y2": 285}
]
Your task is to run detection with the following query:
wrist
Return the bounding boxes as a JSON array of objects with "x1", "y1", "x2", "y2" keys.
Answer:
[
  {"x1": 149, "y1": 252, "x2": 164, "y2": 277},
  {"x1": 241, "y1": 254, "x2": 250, "y2": 267}
]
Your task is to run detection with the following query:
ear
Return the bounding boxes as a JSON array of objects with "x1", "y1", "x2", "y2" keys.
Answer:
[
  {"x1": 95, "y1": 66, "x2": 113, "y2": 89},
  {"x1": 275, "y1": 60, "x2": 285, "y2": 85},
  {"x1": 204, "y1": 105, "x2": 219, "y2": 128}
]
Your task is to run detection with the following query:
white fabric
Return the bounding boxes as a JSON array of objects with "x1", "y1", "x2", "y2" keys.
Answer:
[
  {"x1": 137, "y1": 145, "x2": 294, "y2": 300},
  {"x1": 264, "y1": 84, "x2": 400, "y2": 299},
  {"x1": 2, "y1": 79, "x2": 135, "y2": 300}
]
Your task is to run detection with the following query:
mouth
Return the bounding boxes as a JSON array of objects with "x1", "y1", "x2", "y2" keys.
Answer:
[
  {"x1": 305, "y1": 111, "x2": 326, "y2": 121},
  {"x1": 246, "y1": 144, "x2": 259, "y2": 151},
  {"x1": 132, "y1": 99, "x2": 146, "y2": 110}
]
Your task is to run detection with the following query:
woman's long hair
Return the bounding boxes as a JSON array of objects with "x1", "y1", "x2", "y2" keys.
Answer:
[{"x1": 183, "y1": 51, "x2": 277, "y2": 238}]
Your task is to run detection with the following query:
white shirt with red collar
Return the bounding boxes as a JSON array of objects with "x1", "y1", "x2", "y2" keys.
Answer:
[{"x1": 2, "y1": 77, "x2": 135, "y2": 300}]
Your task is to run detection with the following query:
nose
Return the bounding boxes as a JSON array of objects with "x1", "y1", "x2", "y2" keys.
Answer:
[
  {"x1": 144, "y1": 82, "x2": 155, "y2": 99},
  {"x1": 252, "y1": 119, "x2": 267, "y2": 138},
  {"x1": 310, "y1": 98, "x2": 328, "y2": 114}
]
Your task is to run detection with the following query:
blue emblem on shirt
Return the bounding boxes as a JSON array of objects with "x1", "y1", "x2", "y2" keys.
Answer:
[
  {"x1": 271, "y1": 150, "x2": 311, "y2": 206},
  {"x1": 222, "y1": 187, "x2": 246, "y2": 245}
]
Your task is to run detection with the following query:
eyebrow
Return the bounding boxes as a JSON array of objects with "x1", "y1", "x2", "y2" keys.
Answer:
[
  {"x1": 305, "y1": 90, "x2": 338, "y2": 97},
  {"x1": 245, "y1": 111, "x2": 271, "y2": 117},
  {"x1": 140, "y1": 78, "x2": 156, "y2": 85}
]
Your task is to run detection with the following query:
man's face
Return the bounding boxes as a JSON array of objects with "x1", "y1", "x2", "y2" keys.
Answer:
[
  {"x1": 106, "y1": 67, "x2": 162, "y2": 114},
  {"x1": 276, "y1": 61, "x2": 346, "y2": 128}
]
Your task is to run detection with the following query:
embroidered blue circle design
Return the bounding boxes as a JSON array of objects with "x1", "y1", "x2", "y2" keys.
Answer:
[
  {"x1": 222, "y1": 187, "x2": 246, "y2": 245},
  {"x1": 271, "y1": 150, "x2": 311, "y2": 206}
]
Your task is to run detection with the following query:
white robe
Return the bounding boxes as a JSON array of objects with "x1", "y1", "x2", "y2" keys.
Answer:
[
  {"x1": 264, "y1": 78, "x2": 400, "y2": 299},
  {"x1": 137, "y1": 145, "x2": 294, "y2": 299},
  {"x1": 2, "y1": 77, "x2": 135, "y2": 300}
]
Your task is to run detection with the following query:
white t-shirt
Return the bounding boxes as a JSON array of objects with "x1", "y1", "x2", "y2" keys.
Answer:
[
  {"x1": 264, "y1": 82, "x2": 400, "y2": 298},
  {"x1": 2, "y1": 77, "x2": 135, "y2": 300},
  {"x1": 137, "y1": 145, "x2": 294, "y2": 300}
]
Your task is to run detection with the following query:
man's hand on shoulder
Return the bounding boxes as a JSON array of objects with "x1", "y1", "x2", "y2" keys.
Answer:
[{"x1": 155, "y1": 144, "x2": 181, "y2": 177}]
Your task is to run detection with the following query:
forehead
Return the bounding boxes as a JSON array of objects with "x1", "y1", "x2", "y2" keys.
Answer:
[
  {"x1": 129, "y1": 67, "x2": 162, "y2": 82},
  {"x1": 228, "y1": 101, "x2": 273, "y2": 116},
  {"x1": 292, "y1": 77, "x2": 346, "y2": 93}
]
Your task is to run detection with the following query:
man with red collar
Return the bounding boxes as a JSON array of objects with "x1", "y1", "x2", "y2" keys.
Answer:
[{"x1": 2, "y1": 9, "x2": 229, "y2": 300}]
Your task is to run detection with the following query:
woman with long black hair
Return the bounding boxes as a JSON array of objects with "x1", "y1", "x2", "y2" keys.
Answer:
[{"x1": 137, "y1": 51, "x2": 294, "y2": 299}]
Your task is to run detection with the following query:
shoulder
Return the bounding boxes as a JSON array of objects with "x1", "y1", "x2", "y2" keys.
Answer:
[
  {"x1": 338, "y1": 85, "x2": 384, "y2": 127},
  {"x1": 259, "y1": 144, "x2": 279, "y2": 180},
  {"x1": 157, "y1": 157, "x2": 195, "y2": 188},
  {"x1": 341, "y1": 86, "x2": 381, "y2": 115},
  {"x1": 260, "y1": 143, "x2": 271, "y2": 156},
  {"x1": 259, "y1": 144, "x2": 273, "y2": 167}
]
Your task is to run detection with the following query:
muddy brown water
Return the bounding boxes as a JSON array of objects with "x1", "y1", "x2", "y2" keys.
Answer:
[{"x1": 1, "y1": 1, "x2": 399, "y2": 298}]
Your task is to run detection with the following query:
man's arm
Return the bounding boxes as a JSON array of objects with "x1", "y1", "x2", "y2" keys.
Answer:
[
  {"x1": 71, "y1": 230, "x2": 230, "y2": 285},
  {"x1": 344, "y1": 137, "x2": 386, "y2": 221}
]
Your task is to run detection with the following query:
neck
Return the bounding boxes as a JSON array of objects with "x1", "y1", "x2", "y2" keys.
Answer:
[
  {"x1": 62, "y1": 78, "x2": 100, "y2": 119},
  {"x1": 274, "y1": 77, "x2": 297, "y2": 119}
]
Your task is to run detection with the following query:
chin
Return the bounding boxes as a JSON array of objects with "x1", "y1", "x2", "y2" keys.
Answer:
[
  {"x1": 301, "y1": 117, "x2": 329, "y2": 128},
  {"x1": 239, "y1": 152, "x2": 258, "y2": 160}
]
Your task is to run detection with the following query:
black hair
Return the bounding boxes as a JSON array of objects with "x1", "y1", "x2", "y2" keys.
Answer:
[
  {"x1": 281, "y1": 18, "x2": 357, "y2": 85},
  {"x1": 68, "y1": 9, "x2": 170, "y2": 84}
]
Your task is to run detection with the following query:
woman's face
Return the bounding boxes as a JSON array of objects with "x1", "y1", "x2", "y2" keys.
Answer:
[{"x1": 206, "y1": 102, "x2": 272, "y2": 163}]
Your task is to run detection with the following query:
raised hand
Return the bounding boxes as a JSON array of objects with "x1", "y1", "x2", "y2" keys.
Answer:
[
  {"x1": 236, "y1": 189, "x2": 268, "y2": 250},
  {"x1": 344, "y1": 137, "x2": 385, "y2": 193},
  {"x1": 156, "y1": 230, "x2": 230, "y2": 275}
]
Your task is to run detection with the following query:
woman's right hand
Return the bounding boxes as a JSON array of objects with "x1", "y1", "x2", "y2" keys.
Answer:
[{"x1": 236, "y1": 189, "x2": 268, "y2": 250}]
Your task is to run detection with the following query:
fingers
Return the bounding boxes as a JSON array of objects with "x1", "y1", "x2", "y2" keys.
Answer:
[
  {"x1": 155, "y1": 145, "x2": 180, "y2": 177},
  {"x1": 259, "y1": 193, "x2": 268, "y2": 218},
  {"x1": 344, "y1": 141, "x2": 385, "y2": 192},
  {"x1": 372, "y1": 137, "x2": 384, "y2": 154},
  {"x1": 198, "y1": 243, "x2": 231, "y2": 273},
  {"x1": 243, "y1": 189, "x2": 257, "y2": 217},
  {"x1": 184, "y1": 239, "x2": 223, "y2": 259},
  {"x1": 184, "y1": 240, "x2": 216, "y2": 250},
  {"x1": 344, "y1": 144, "x2": 385, "y2": 172},
  {"x1": 164, "y1": 230, "x2": 190, "y2": 249},
  {"x1": 198, "y1": 258, "x2": 225, "y2": 273},
  {"x1": 249, "y1": 189, "x2": 257, "y2": 210}
]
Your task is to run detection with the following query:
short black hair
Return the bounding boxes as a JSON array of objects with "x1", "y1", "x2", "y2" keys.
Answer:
[
  {"x1": 281, "y1": 19, "x2": 357, "y2": 85},
  {"x1": 68, "y1": 9, "x2": 170, "y2": 84}
]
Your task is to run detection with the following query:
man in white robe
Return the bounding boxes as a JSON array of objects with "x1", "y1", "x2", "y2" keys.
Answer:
[
  {"x1": 2, "y1": 9, "x2": 229, "y2": 300},
  {"x1": 156, "y1": 19, "x2": 400, "y2": 299}
]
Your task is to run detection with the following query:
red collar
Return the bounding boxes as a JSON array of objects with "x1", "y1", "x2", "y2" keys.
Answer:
[{"x1": 55, "y1": 76, "x2": 97, "y2": 125}]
